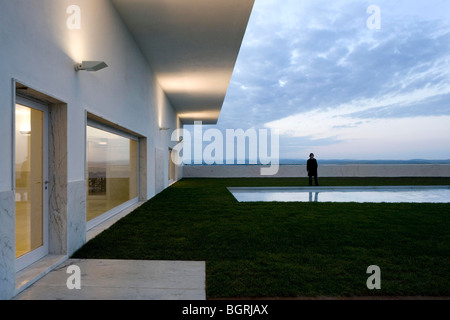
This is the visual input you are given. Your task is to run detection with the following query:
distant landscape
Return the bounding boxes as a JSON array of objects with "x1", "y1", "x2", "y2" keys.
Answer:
[
  {"x1": 186, "y1": 159, "x2": 450, "y2": 165},
  {"x1": 279, "y1": 159, "x2": 450, "y2": 165}
]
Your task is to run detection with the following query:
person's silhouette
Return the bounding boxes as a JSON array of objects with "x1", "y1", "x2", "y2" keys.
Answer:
[{"x1": 306, "y1": 153, "x2": 319, "y2": 186}]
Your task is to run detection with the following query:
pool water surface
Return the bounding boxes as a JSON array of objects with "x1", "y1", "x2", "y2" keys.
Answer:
[{"x1": 227, "y1": 186, "x2": 450, "y2": 203}]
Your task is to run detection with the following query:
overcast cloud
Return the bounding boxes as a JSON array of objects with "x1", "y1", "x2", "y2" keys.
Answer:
[{"x1": 213, "y1": 0, "x2": 450, "y2": 160}]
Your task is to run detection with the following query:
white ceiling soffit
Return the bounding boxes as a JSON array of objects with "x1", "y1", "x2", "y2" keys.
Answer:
[{"x1": 111, "y1": 0, "x2": 255, "y2": 125}]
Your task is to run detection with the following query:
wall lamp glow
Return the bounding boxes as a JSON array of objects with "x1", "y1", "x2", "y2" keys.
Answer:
[{"x1": 75, "y1": 61, "x2": 108, "y2": 72}]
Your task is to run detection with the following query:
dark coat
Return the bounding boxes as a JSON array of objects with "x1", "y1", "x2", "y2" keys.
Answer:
[{"x1": 307, "y1": 158, "x2": 318, "y2": 177}]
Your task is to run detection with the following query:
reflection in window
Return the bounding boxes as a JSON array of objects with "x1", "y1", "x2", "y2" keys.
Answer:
[{"x1": 86, "y1": 126, "x2": 138, "y2": 221}]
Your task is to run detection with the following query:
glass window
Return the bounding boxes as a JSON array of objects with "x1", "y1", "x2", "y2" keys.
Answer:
[
  {"x1": 86, "y1": 125, "x2": 138, "y2": 222},
  {"x1": 15, "y1": 104, "x2": 45, "y2": 258}
]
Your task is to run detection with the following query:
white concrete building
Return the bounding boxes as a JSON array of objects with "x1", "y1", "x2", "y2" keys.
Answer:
[{"x1": 0, "y1": 0, "x2": 254, "y2": 300}]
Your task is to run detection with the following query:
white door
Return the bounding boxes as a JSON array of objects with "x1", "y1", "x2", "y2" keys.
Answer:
[{"x1": 15, "y1": 97, "x2": 49, "y2": 272}]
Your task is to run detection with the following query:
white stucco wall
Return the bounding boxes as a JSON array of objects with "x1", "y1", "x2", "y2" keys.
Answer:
[
  {"x1": 183, "y1": 164, "x2": 450, "y2": 178},
  {"x1": 0, "y1": 0, "x2": 179, "y2": 196},
  {"x1": 0, "y1": 0, "x2": 180, "y2": 299}
]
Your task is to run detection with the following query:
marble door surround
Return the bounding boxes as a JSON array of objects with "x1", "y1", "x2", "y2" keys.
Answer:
[{"x1": 0, "y1": 80, "x2": 70, "y2": 300}]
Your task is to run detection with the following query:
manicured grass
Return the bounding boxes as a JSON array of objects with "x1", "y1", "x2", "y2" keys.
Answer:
[{"x1": 72, "y1": 177, "x2": 450, "y2": 298}]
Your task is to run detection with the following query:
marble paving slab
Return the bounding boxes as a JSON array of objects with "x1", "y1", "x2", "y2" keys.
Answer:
[{"x1": 14, "y1": 259, "x2": 206, "y2": 300}]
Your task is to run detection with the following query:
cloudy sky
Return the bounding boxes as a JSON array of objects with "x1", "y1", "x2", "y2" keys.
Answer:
[{"x1": 208, "y1": 0, "x2": 450, "y2": 161}]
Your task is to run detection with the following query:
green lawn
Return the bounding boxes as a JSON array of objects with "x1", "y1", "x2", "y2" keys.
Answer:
[{"x1": 72, "y1": 177, "x2": 450, "y2": 298}]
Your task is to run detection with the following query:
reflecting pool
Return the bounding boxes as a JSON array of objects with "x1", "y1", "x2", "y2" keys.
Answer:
[{"x1": 228, "y1": 186, "x2": 450, "y2": 203}]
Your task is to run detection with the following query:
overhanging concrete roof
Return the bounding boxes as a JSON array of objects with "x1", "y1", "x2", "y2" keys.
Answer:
[{"x1": 111, "y1": 0, "x2": 254, "y2": 125}]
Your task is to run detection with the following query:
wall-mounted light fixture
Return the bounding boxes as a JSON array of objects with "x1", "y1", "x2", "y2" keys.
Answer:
[
  {"x1": 159, "y1": 127, "x2": 171, "y2": 131},
  {"x1": 75, "y1": 61, "x2": 108, "y2": 72}
]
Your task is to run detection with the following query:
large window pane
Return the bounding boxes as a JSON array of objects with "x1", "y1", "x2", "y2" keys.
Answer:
[{"x1": 86, "y1": 126, "x2": 138, "y2": 221}]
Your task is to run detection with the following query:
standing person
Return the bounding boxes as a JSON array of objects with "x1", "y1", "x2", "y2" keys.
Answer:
[{"x1": 306, "y1": 153, "x2": 319, "y2": 186}]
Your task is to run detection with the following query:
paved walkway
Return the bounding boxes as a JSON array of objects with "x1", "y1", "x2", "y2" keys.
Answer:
[{"x1": 14, "y1": 259, "x2": 206, "y2": 300}]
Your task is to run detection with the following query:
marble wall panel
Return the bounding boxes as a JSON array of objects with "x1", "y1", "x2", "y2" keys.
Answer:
[
  {"x1": 0, "y1": 191, "x2": 15, "y2": 300},
  {"x1": 155, "y1": 148, "x2": 165, "y2": 195},
  {"x1": 48, "y1": 104, "x2": 68, "y2": 255},
  {"x1": 67, "y1": 180, "x2": 86, "y2": 256},
  {"x1": 139, "y1": 138, "x2": 148, "y2": 201}
]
